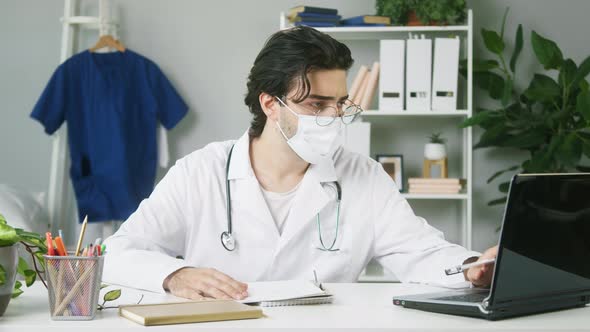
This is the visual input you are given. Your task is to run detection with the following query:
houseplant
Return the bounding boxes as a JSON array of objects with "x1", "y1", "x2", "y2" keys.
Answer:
[
  {"x1": 0, "y1": 213, "x2": 47, "y2": 315},
  {"x1": 376, "y1": 0, "x2": 467, "y2": 26},
  {"x1": 460, "y1": 8, "x2": 590, "y2": 205},
  {"x1": 425, "y1": 132, "x2": 448, "y2": 160}
]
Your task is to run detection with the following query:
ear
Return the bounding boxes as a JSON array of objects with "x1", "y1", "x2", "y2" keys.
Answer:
[{"x1": 259, "y1": 92, "x2": 280, "y2": 122}]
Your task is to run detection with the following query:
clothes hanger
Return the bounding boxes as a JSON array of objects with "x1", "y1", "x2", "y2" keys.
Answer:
[{"x1": 89, "y1": 34, "x2": 126, "y2": 53}]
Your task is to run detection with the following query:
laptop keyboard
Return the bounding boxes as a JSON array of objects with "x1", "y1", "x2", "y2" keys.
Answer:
[{"x1": 433, "y1": 292, "x2": 488, "y2": 303}]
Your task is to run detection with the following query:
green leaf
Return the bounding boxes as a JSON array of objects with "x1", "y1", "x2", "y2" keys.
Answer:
[
  {"x1": 100, "y1": 283, "x2": 109, "y2": 290},
  {"x1": 17, "y1": 257, "x2": 28, "y2": 276},
  {"x1": 472, "y1": 59, "x2": 500, "y2": 72},
  {"x1": 498, "y1": 181, "x2": 511, "y2": 193},
  {"x1": 460, "y1": 109, "x2": 503, "y2": 128},
  {"x1": 509, "y1": 24, "x2": 523, "y2": 73},
  {"x1": 474, "y1": 71, "x2": 505, "y2": 100},
  {"x1": 23, "y1": 270, "x2": 36, "y2": 287},
  {"x1": 501, "y1": 78, "x2": 513, "y2": 107},
  {"x1": 0, "y1": 264, "x2": 6, "y2": 286},
  {"x1": 474, "y1": 122, "x2": 508, "y2": 149},
  {"x1": 555, "y1": 132, "x2": 583, "y2": 168},
  {"x1": 558, "y1": 59, "x2": 577, "y2": 88},
  {"x1": 0, "y1": 214, "x2": 6, "y2": 224},
  {"x1": 576, "y1": 89, "x2": 590, "y2": 122},
  {"x1": 571, "y1": 55, "x2": 590, "y2": 90},
  {"x1": 531, "y1": 30, "x2": 563, "y2": 70},
  {"x1": 583, "y1": 140, "x2": 590, "y2": 159},
  {"x1": 0, "y1": 223, "x2": 19, "y2": 247},
  {"x1": 500, "y1": 130, "x2": 547, "y2": 149},
  {"x1": 500, "y1": 7, "x2": 509, "y2": 39},
  {"x1": 12, "y1": 281, "x2": 23, "y2": 299},
  {"x1": 576, "y1": 165, "x2": 590, "y2": 172},
  {"x1": 523, "y1": 150, "x2": 552, "y2": 172},
  {"x1": 488, "y1": 197, "x2": 507, "y2": 206},
  {"x1": 481, "y1": 28, "x2": 505, "y2": 54},
  {"x1": 487, "y1": 165, "x2": 519, "y2": 183},
  {"x1": 104, "y1": 289, "x2": 121, "y2": 302},
  {"x1": 524, "y1": 74, "x2": 560, "y2": 103}
]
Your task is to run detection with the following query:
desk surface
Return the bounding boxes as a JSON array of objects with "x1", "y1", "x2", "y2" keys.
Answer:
[{"x1": 2, "y1": 282, "x2": 589, "y2": 331}]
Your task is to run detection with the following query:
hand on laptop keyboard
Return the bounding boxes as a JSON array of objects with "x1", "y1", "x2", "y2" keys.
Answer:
[{"x1": 465, "y1": 245, "x2": 498, "y2": 287}]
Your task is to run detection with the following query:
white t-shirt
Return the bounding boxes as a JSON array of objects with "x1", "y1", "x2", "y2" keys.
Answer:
[{"x1": 260, "y1": 181, "x2": 302, "y2": 234}]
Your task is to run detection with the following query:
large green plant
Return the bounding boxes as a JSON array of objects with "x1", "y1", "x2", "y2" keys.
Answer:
[
  {"x1": 460, "y1": 9, "x2": 590, "y2": 205},
  {"x1": 376, "y1": 0, "x2": 466, "y2": 25},
  {"x1": 0, "y1": 214, "x2": 47, "y2": 297}
]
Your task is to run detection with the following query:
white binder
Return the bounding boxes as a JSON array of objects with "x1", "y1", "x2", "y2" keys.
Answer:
[
  {"x1": 432, "y1": 37, "x2": 460, "y2": 111},
  {"x1": 406, "y1": 35, "x2": 432, "y2": 111},
  {"x1": 344, "y1": 121, "x2": 371, "y2": 157},
  {"x1": 379, "y1": 40, "x2": 405, "y2": 112}
]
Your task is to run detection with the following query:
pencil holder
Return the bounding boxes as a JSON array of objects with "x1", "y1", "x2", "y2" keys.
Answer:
[{"x1": 44, "y1": 255, "x2": 104, "y2": 320}]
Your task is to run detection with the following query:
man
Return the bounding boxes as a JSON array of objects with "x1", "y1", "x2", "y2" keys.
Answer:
[{"x1": 103, "y1": 26, "x2": 497, "y2": 301}]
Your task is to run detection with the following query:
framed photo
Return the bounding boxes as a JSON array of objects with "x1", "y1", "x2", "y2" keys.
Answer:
[{"x1": 376, "y1": 154, "x2": 404, "y2": 192}]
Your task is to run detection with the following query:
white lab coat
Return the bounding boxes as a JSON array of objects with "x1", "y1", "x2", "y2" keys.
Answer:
[{"x1": 103, "y1": 130, "x2": 480, "y2": 293}]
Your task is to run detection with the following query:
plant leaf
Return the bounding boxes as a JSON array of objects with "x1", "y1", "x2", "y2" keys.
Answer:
[
  {"x1": 12, "y1": 281, "x2": 23, "y2": 298},
  {"x1": 474, "y1": 71, "x2": 505, "y2": 100},
  {"x1": 558, "y1": 59, "x2": 577, "y2": 88},
  {"x1": 523, "y1": 74, "x2": 560, "y2": 103},
  {"x1": 0, "y1": 264, "x2": 6, "y2": 286},
  {"x1": 474, "y1": 122, "x2": 508, "y2": 149},
  {"x1": 488, "y1": 197, "x2": 507, "y2": 206},
  {"x1": 501, "y1": 78, "x2": 513, "y2": 107},
  {"x1": 104, "y1": 289, "x2": 122, "y2": 302},
  {"x1": 500, "y1": 7, "x2": 509, "y2": 39},
  {"x1": 460, "y1": 109, "x2": 503, "y2": 128},
  {"x1": 555, "y1": 132, "x2": 583, "y2": 168},
  {"x1": 500, "y1": 130, "x2": 547, "y2": 149},
  {"x1": 472, "y1": 59, "x2": 500, "y2": 72},
  {"x1": 509, "y1": 24, "x2": 523, "y2": 72},
  {"x1": 481, "y1": 28, "x2": 505, "y2": 54},
  {"x1": 576, "y1": 89, "x2": 590, "y2": 122},
  {"x1": 498, "y1": 181, "x2": 511, "y2": 193},
  {"x1": 0, "y1": 223, "x2": 19, "y2": 247},
  {"x1": 523, "y1": 150, "x2": 552, "y2": 172},
  {"x1": 487, "y1": 165, "x2": 519, "y2": 183},
  {"x1": 101, "y1": 283, "x2": 109, "y2": 290},
  {"x1": 24, "y1": 270, "x2": 36, "y2": 287},
  {"x1": 0, "y1": 214, "x2": 6, "y2": 224},
  {"x1": 531, "y1": 30, "x2": 563, "y2": 70},
  {"x1": 571, "y1": 55, "x2": 590, "y2": 90}
]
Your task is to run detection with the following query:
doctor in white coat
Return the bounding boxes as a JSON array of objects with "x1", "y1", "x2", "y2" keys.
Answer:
[{"x1": 103, "y1": 26, "x2": 497, "y2": 301}]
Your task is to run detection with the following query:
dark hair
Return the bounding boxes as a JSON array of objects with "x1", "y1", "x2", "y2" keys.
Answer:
[{"x1": 244, "y1": 26, "x2": 354, "y2": 137}]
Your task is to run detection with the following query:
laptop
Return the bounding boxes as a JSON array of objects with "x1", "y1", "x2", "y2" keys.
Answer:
[{"x1": 393, "y1": 173, "x2": 590, "y2": 320}]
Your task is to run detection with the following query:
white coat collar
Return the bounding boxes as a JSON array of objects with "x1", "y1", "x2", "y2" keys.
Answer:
[{"x1": 226, "y1": 129, "x2": 338, "y2": 183}]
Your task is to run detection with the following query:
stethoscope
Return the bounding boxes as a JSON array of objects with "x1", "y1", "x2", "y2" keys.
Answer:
[{"x1": 220, "y1": 145, "x2": 342, "y2": 252}]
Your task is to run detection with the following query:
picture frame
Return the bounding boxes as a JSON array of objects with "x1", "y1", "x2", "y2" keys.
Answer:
[{"x1": 375, "y1": 154, "x2": 404, "y2": 192}]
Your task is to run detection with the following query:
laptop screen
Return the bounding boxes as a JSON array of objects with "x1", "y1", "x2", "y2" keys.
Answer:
[{"x1": 490, "y1": 174, "x2": 590, "y2": 304}]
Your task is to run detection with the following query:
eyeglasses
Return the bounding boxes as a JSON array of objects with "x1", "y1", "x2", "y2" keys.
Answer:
[{"x1": 281, "y1": 97, "x2": 364, "y2": 126}]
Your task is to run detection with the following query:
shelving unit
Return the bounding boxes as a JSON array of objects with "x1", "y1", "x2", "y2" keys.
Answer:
[{"x1": 280, "y1": 10, "x2": 473, "y2": 282}]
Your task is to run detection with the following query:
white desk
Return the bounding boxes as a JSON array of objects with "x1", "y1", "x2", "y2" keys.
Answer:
[{"x1": 2, "y1": 282, "x2": 589, "y2": 331}]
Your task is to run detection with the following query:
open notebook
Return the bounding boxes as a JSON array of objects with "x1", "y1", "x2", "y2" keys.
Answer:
[{"x1": 240, "y1": 280, "x2": 333, "y2": 307}]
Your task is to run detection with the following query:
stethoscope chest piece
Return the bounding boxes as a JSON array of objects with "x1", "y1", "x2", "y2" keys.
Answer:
[{"x1": 221, "y1": 231, "x2": 236, "y2": 251}]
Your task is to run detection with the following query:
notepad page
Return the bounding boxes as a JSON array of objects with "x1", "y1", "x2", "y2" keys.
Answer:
[{"x1": 240, "y1": 280, "x2": 327, "y2": 303}]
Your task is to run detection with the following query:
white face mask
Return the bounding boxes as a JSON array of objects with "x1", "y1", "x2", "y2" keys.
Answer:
[{"x1": 275, "y1": 97, "x2": 343, "y2": 164}]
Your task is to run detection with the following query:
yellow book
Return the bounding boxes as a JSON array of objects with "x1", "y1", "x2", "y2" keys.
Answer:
[{"x1": 119, "y1": 300, "x2": 263, "y2": 326}]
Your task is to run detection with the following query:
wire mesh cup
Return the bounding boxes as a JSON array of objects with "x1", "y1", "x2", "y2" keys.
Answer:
[{"x1": 44, "y1": 255, "x2": 104, "y2": 320}]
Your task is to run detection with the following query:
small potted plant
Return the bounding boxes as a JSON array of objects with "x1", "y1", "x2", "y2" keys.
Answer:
[
  {"x1": 425, "y1": 133, "x2": 447, "y2": 160},
  {"x1": 0, "y1": 213, "x2": 47, "y2": 316},
  {"x1": 376, "y1": 0, "x2": 466, "y2": 26}
]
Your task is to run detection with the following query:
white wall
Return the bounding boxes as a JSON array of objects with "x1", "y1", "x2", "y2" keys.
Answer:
[{"x1": 1, "y1": 0, "x2": 589, "y2": 252}]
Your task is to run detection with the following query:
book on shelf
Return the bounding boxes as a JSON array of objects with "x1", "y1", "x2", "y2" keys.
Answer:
[
  {"x1": 290, "y1": 12, "x2": 342, "y2": 23},
  {"x1": 340, "y1": 15, "x2": 391, "y2": 26},
  {"x1": 409, "y1": 183, "x2": 462, "y2": 191},
  {"x1": 294, "y1": 21, "x2": 338, "y2": 28},
  {"x1": 288, "y1": 6, "x2": 338, "y2": 19},
  {"x1": 348, "y1": 65, "x2": 368, "y2": 102},
  {"x1": 360, "y1": 62, "x2": 380, "y2": 111},
  {"x1": 408, "y1": 177, "x2": 464, "y2": 185},
  {"x1": 353, "y1": 72, "x2": 370, "y2": 105},
  {"x1": 408, "y1": 188, "x2": 462, "y2": 194}
]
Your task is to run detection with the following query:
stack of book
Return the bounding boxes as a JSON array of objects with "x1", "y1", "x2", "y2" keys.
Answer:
[
  {"x1": 349, "y1": 62, "x2": 380, "y2": 110},
  {"x1": 408, "y1": 178, "x2": 464, "y2": 194},
  {"x1": 288, "y1": 6, "x2": 340, "y2": 27},
  {"x1": 340, "y1": 15, "x2": 391, "y2": 26}
]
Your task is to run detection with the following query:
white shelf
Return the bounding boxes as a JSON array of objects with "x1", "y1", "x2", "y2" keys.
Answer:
[
  {"x1": 361, "y1": 110, "x2": 470, "y2": 117},
  {"x1": 401, "y1": 193, "x2": 469, "y2": 200}
]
